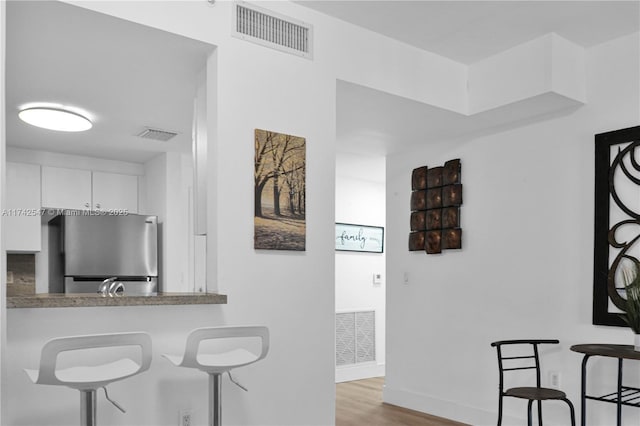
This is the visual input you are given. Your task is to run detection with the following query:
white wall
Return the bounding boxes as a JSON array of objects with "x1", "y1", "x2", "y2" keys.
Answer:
[
  {"x1": 5, "y1": 2, "x2": 340, "y2": 425},
  {"x1": 142, "y1": 153, "x2": 168, "y2": 292},
  {"x1": 335, "y1": 153, "x2": 386, "y2": 382},
  {"x1": 211, "y1": 2, "x2": 337, "y2": 421},
  {"x1": 385, "y1": 32, "x2": 640, "y2": 426},
  {"x1": 3, "y1": 1, "x2": 629, "y2": 425},
  {"x1": 142, "y1": 152, "x2": 195, "y2": 293},
  {"x1": 468, "y1": 33, "x2": 586, "y2": 114}
]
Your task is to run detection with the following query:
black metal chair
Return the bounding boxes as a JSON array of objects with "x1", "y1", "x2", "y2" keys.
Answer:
[{"x1": 491, "y1": 339, "x2": 575, "y2": 426}]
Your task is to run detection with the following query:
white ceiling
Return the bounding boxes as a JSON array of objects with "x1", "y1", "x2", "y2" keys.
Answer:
[
  {"x1": 5, "y1": 1, "x2": 639, "y2": 169},
  {"x1": 6, "y1": 1, "x2": 213, "y2": 163},
  {"x1": 299, "y1": 0, "x2": 640, "y2": 168},
  {"x1": 298, "y1": 1, "x2": 640, "y2": 64}
]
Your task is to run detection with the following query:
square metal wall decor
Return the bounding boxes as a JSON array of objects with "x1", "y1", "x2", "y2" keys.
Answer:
[{"x1": 409, "y1": 159, "x2": 462, "y2": 254}]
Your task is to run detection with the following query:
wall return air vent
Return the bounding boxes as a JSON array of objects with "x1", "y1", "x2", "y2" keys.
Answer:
[
  {"x1": 336, "y1": 310, "x2": 376, "y2": 366},
  {"x1": 233, "y1": 2, "x2": 313, "y2": 59}
]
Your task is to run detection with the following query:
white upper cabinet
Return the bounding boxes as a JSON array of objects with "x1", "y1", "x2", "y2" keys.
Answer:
[
  {"x1": 41, "y1": 166, "x2": 92, "y2": 210},
  {"x1": 92, "y1": 171, "x2": 138, "y2": 213},
  {"x1": 6, "y1": 162, "x2": 42, "y2": 252},
  {"x1": 41, "y1": 166, "x2": 138, "y2": 213}
]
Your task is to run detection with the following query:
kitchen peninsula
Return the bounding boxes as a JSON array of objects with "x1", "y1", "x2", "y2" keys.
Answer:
[{"x1": 7, "y1": 292, "x2": 227, "y2": 309}]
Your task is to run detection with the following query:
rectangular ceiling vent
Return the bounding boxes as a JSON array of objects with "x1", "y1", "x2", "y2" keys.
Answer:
[
  {"x1": 136, "y1": 128, "x2": 178, "y2": 142},
  {"x1": 233, "y1": 2, "x2": 313, "y2": 59}
]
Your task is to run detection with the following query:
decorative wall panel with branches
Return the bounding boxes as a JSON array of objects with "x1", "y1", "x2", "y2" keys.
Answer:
[{"x1": 594, "y1": 126, "x2": 640, "y2": 327}]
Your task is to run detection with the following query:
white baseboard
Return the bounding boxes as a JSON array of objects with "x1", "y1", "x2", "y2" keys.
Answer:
[
  {"x1": 335, "y1": 362, "x2": 385, "y2": 383},
  {"x1": 382, "y1": 385, "x2": 500, "y2": 426}
]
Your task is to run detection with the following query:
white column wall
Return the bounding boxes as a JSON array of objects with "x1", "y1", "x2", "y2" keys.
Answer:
[{"x1": 211, "y1": 12, "x2": 337, "y2": 424}]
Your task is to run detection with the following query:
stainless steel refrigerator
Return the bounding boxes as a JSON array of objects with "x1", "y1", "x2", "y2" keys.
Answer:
[{"x1": 49, "y1": 214, "x2": 158, "y2": 295}]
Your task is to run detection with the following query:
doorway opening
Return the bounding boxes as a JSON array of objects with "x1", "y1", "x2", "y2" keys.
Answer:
[{"x1": 334, "y1": 152, "x2": 386, "y2": 384}]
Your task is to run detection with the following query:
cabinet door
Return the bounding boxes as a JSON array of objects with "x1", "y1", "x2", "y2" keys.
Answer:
[
  {"x1": 41, "y1": 166, "x2": 92, "y2": 210},
  {"x1": 92, "y1": 171, "x2": 138, "y2": 213},
  {"x1": 6, "y1": 162, "x2": 42, "y2": 252}
]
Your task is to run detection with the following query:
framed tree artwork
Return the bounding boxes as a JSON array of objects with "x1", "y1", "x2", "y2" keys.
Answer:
[{"x1": 254, "y1": 129, "x2": 306, "y2": 251}]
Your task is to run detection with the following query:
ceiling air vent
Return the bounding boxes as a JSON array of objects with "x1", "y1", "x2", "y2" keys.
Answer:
[
  {"x1": 136, "y1": 128, "x2": 178, "y2": 142},
  {"x1": 233, "y1": 1, "x2": 313, "y2": 59}
]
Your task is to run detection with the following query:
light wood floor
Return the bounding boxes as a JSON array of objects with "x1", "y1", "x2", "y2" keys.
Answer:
[{"x1": 336, "y1": 377, "x2": 469, "y2": 426}]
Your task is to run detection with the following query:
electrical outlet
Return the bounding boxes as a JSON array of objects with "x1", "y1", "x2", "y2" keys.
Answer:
[
  {"x1": 180, "y1": 409, "x2": 192, "y2": 426},
  {"x1": 549, "y1": 371, "x2": 561, "y2": 389}
]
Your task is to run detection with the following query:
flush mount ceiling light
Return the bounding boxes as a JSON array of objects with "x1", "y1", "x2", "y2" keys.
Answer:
[{"x1": 18, "y1": 107, "x2": 92, "y2": 132}]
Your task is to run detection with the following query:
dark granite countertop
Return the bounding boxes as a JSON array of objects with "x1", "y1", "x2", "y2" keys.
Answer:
[{"x1": 7, "y1": 292, "x2": 227, "y2": 308}]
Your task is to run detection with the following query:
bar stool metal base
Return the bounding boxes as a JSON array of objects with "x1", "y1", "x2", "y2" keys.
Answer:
[
  {"x1": 80, "y1": 390, "x2": 97, "y2": 426},
  {"x1": 209, "y1": 373, "x2": 222, "y2": 426}
]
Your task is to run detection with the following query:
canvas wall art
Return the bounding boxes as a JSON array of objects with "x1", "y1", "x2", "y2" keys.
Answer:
[
  {"x1": 254, "y1": 129, "x2": 306, "y2": 251},
  {"x1": 335, "y1": 223, "x2": 384, "y2": 253}
]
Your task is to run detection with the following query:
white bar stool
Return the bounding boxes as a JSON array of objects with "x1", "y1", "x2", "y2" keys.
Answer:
[
  {"x1": 163, "y1": 326, "x2": 270, "y2": 426},
  {"x1": 24, "y1": 332, "x2": 152, "y2": 426}
]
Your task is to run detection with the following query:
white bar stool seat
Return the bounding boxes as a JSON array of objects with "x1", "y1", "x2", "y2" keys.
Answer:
[
  {"x1": 163, "y1": 326, "x2": 269, "y2": 426},
  {"x1": 25, "y1": 332, "x2": 152, "y2": 426}
]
